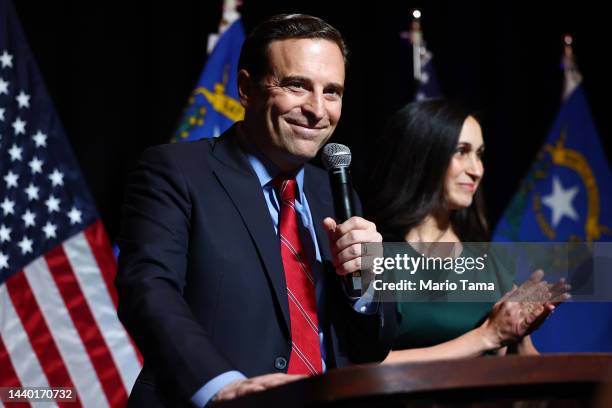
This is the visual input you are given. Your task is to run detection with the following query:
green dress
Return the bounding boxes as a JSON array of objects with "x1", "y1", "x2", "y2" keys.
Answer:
[{"x1": 392, "y1": 243, "x2": 515, "y2": 350}]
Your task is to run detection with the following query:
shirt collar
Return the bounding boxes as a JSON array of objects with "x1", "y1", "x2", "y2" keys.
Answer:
[{"x1": 236, "y1": 124, "x2": 306, "y2": 202}]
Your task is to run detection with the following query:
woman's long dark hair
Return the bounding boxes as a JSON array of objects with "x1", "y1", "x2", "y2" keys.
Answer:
[{"x1": 364, "y1": 99, "x2": 489, "y2": 242}]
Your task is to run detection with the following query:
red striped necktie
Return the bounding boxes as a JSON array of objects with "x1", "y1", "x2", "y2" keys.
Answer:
[{"x1": 274, "y1": 177, "x2": 322, "y2": 375}]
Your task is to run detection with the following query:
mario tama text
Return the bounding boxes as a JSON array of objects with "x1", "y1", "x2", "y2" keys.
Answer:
[
  {"x1": 371, "y1": 253, "x2": 495, "y2": 293},
  {"x1": 373, "y1": 278, "x2": 495, "y2": 292}
]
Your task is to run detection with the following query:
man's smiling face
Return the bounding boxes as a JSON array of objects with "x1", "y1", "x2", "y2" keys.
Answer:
[{"x1": 240, "y1": 38, "x2": 345, "y2": 171}]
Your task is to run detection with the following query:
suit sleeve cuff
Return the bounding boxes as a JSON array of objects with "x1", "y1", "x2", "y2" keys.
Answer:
[{"x1": 191, "y1": 371, "x2": 246, "y2": 407}]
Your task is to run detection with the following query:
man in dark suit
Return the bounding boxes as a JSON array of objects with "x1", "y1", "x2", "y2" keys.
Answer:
[{"x1": 116, "y1": 14, "x2": 395, "y2": 407}]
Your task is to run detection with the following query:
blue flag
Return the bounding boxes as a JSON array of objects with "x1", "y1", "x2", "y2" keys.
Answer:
[
  {"x1": 173, "y1": 19, "x2": 245, "y2": 142},
  {"x1": 493, "y1": 85, "x2": 612, "y2": 351},
  {"x1": 414, "y1": 49, "x2": 442, "y2": 101}
]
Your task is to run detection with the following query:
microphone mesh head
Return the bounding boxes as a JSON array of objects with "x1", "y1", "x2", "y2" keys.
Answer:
[{"x1": 322, "y1": 143, "x2": 352, "y2": 169}]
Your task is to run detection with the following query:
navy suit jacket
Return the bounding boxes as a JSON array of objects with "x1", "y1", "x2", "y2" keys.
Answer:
[{"x1": 116, "y1": 126, "x2": 396, "y2": 406}]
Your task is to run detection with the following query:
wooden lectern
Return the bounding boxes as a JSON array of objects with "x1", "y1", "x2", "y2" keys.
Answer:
[{"x1": 216, "y1": 354, "x2": 612, "y2": 407}]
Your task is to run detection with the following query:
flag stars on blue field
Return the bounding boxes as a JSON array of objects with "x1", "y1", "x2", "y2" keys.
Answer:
[
  {"x1": 8, "y1": 143, "x2": 22, "y2": 161},
  {"x1": 29, "y1": 156, "x2": 43, "y2": 174},
  {"x1": 0, "y1": 77, "x2": 8, "y2": 94},
  {"x1": 17, "y1": 236, "x2": 33, "y2": 255},
  {"x1": 16, "y1": 91, "x2": 30, "y2": 109},
  {"x1": 68, "y1": 207, "x2": 82, "y2": 225},
  {"x1": 1, "y1": 43, "x2": 91, "y2": 276},
  {"x1": 0, "y1": 225, "x2": 11, "y2": 242},
  {"x1": 9, "y1": 148, "x2": 22, "y2": 167},
  {"x1": 4, "y1": 171, "x2": 19, "y2": 189},
  {"x1": 0, "y1": 251, "x2": 8, "y2": 270},
  {"x1": 22, "y1": 209, "x2": 36, "y2": 228},
  {"x1": 32, "y1": 130, "x2": 47, "y2": 147},
  {"x1": 1, "y1": 198, "x2": 15, "y2": 216},
  {"x1": 0, "y1": 50, "x2": 13, "y2": 68},
  {"x1": 45, "y1": 195, "x2": 60, "y2": 213},
  {"x1": 42, "y1": 222, "x2": 57, "y2": 239},
  {"x1": 25, "y1": 183, "x2": 39, "y2": 201},
  {"x1": 12, "y1": 117, "x2": 26, "y2": 135},
  {"x1": 48, "y1": 168, "x2": 64, "y2": 187}
]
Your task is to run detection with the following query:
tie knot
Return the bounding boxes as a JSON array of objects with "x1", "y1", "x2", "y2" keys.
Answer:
[{"x1": 273, "y1": 176, "x2": 297, "y2": 202}]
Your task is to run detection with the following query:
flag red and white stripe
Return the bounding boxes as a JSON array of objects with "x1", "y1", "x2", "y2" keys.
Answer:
[{"x1": 0, "y1": 221, "x2": 142, "y2": 407}]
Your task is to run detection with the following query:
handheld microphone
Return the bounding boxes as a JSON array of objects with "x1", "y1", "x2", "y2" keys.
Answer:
[{"x1": 321, "y1": 143, "x2": 361, "y2": 298}]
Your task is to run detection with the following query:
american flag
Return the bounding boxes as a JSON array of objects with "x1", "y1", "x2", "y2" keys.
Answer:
[{"x1": 1, "y1": 0, "x2": 142, "y2": 406}]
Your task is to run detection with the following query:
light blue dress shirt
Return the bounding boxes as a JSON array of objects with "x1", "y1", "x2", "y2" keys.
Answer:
[{"x1": 191, "y1": 149, "x2": 374, "y2": 407}]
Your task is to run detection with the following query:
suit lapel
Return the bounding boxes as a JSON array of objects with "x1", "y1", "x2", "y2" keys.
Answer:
[
  {"x1": 209, "y1": 129, "x2": 290, "y2": 334},
  {"x1": 303, "y1": 164, "x2": 334, "y2": 264}
]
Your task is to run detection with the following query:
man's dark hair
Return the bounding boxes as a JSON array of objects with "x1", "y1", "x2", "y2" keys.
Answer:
[
  {"x1": 364, "y1": 99, "x2": 489, "y2": 242},
  {"x1": 238, "y1": 14, "x2": 348, "y2": 81}
]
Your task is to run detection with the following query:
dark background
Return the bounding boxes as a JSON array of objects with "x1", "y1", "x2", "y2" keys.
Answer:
[{"x1": 13, "y1": 0, "x2": 611, "y2": 240}]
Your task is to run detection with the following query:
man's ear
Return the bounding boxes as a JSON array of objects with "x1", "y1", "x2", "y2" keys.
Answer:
[{"x1": 237, "y1": 69, "x2": 252, "y2": 108}]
